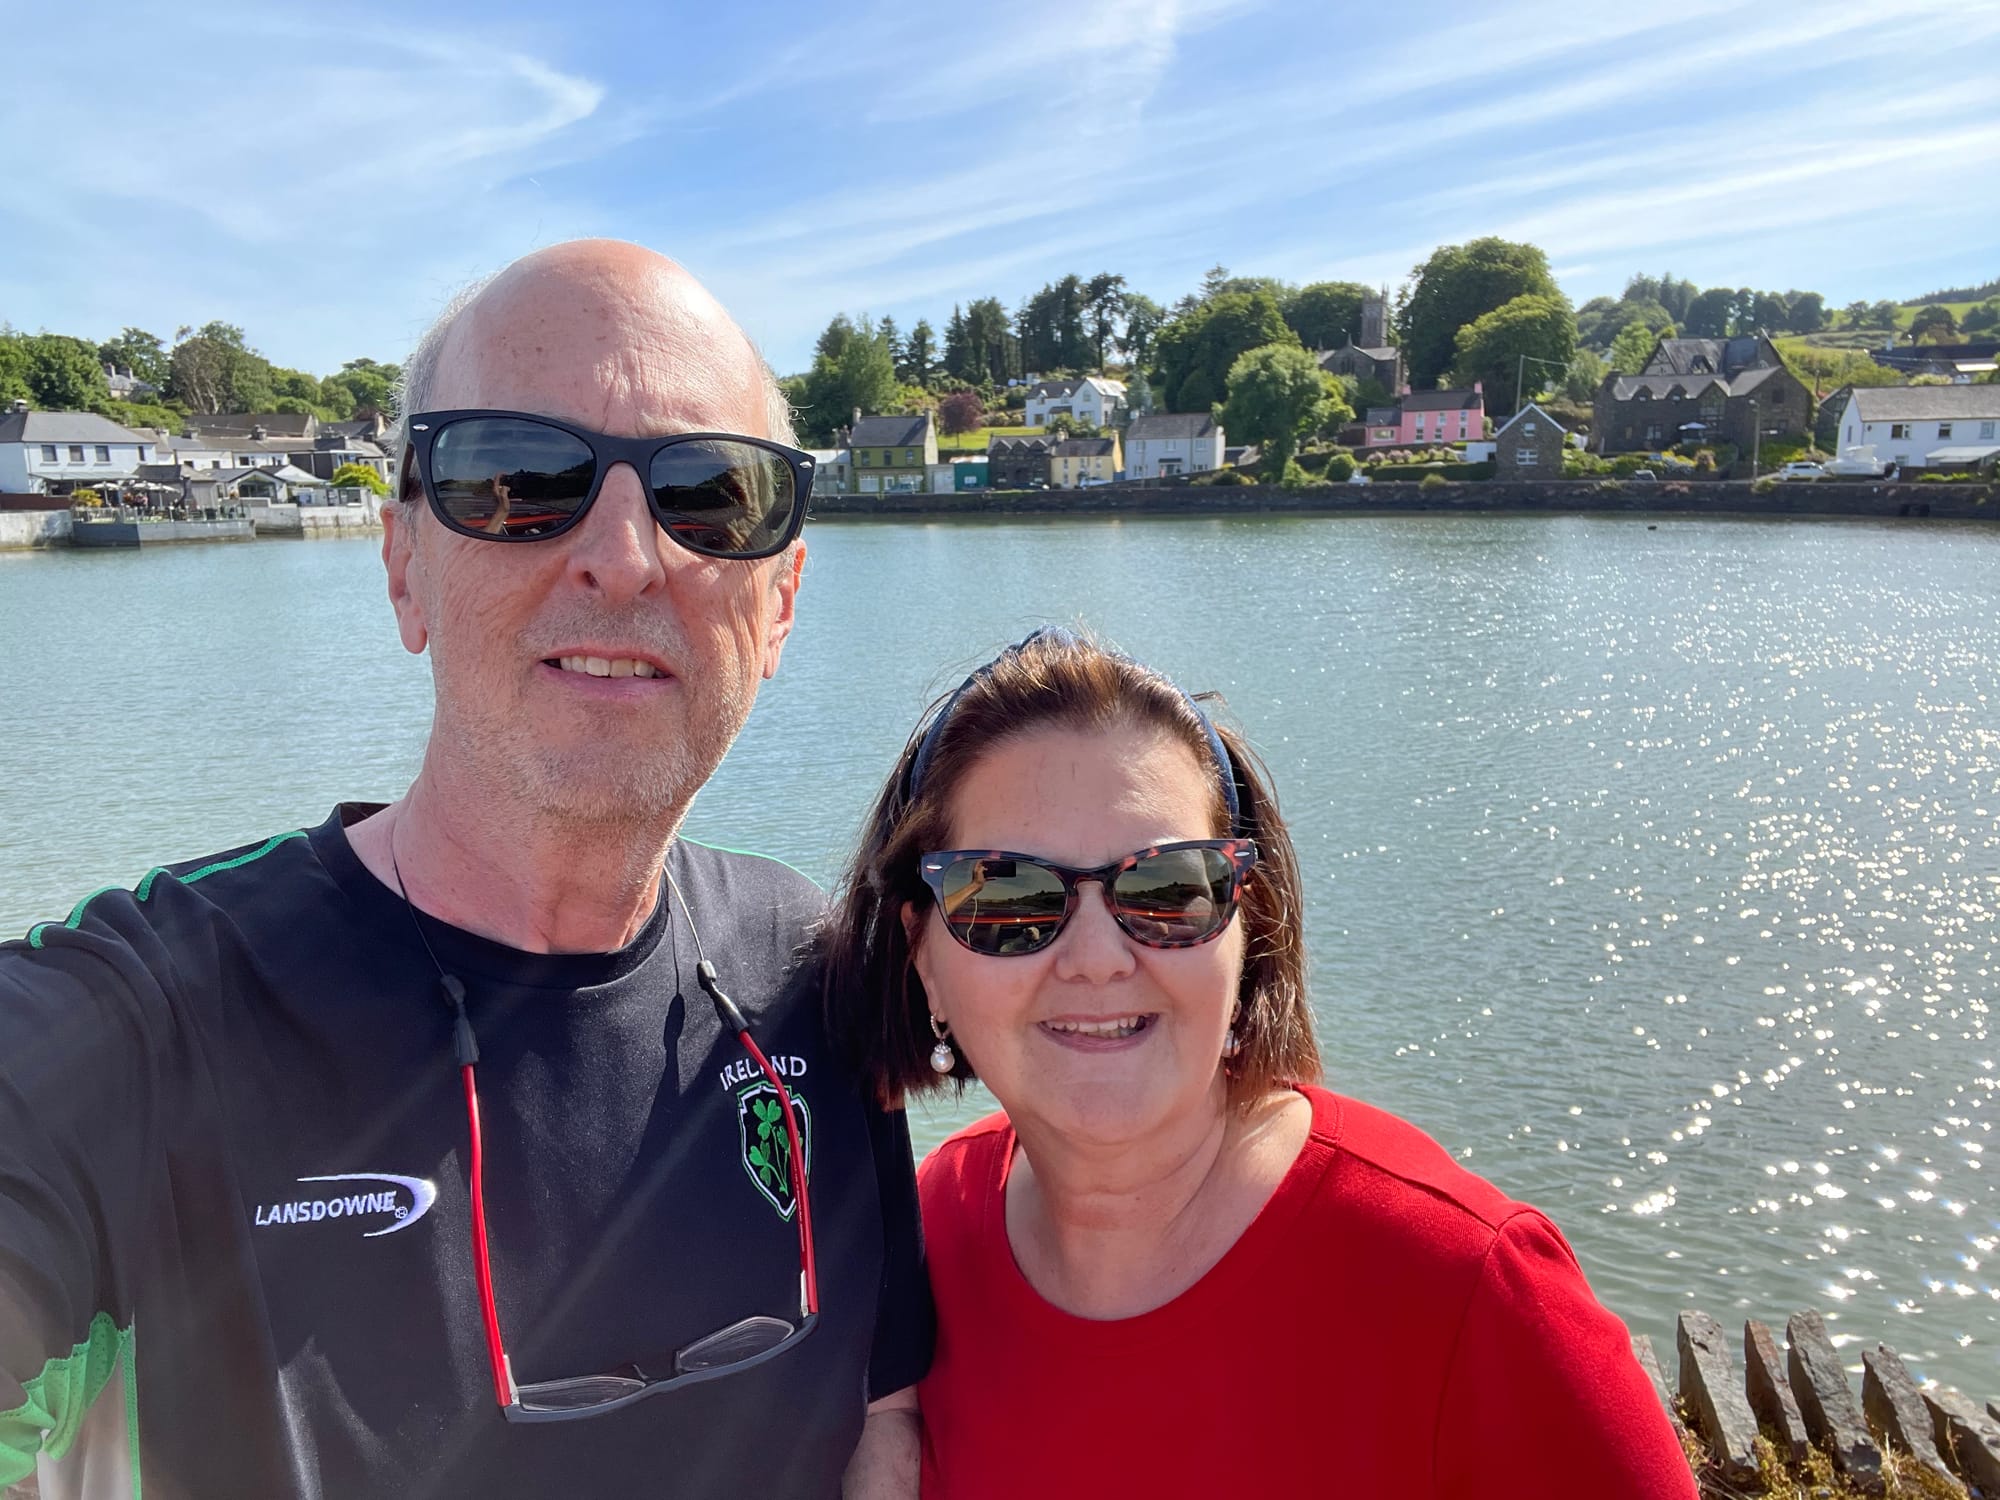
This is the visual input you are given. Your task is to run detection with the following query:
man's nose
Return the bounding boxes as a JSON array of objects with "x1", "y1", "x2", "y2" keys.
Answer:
[{"x1": 562, "y1": 462, "x2": 672, "y2": 601}]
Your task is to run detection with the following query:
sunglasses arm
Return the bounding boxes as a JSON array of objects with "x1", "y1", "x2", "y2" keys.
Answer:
[{"x1": 697, "y1": 963, "x2": 821, "y2": 1318}]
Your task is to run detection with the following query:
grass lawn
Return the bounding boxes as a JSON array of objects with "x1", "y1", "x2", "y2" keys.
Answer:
[{"x1": 1892, "y1": 299, "x2": 1982, "y2": 330}]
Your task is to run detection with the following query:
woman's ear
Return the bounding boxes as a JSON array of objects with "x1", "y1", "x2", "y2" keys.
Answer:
[{"x1": 902, "y1": 902, "x2": 941, "y2": 1023}]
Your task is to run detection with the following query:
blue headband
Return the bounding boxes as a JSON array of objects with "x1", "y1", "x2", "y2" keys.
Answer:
[{"x1": 904, "y1": 627, "x2": 1242, "y2": 834}]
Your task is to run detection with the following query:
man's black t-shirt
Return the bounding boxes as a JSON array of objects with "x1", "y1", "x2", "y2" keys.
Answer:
[{"x1": 0, "y1": 805, "x2": 930, "y2": 1499}]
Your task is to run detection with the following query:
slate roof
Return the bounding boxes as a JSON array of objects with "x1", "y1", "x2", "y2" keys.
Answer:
[
  {"x1": 185, "y1": 412, "x2": 319, "y2": 439},
  {"x1": 1125, "y1": 413, "x2": 1216, "y2": 440},
  {"x1": 1049, "y1": 438, "x2": 1115, "y2": 457},
  {"x1": 0, "y1": 410, "x2": 151, "y2": 445},
  {"x1": 1840, "y1": 386, "x2": 2000, "y2": 421},
  {"x1": 1027, "y1": 378, "x2": 1081, "y2": 400},
  {"x1": 1607, "y1": 365, "x2": 1785, "y2": 401},
  {"x1": 1401, "y1": 387, "x2": 1484, "y2": 412},
  {"x1": 1494, "y1": 402, "x2": 1567, "y2": 436},
  {"x1": 1642, "y1": 336, "x2": 1779, "y2": 379},
  {"x1": 989, "y1": 435, "x2": 1055, "y2": 454},
  {"x1": 849, "y1": 413, "x2": 931, "y2": 448}
]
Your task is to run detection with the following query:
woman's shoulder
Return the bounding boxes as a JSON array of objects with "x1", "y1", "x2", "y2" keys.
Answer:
[
  {"x1": 1294, "y1": 1084, "x2": 1543, "y2": 1260},
  {"x1": 917, "y1": 1111, "x2": 1013, "y2": 1194}
]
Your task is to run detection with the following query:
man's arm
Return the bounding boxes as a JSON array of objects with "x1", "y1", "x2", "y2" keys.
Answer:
[{"x1": 842, "y1": 1387, "x2": 918, "y2": 1500}]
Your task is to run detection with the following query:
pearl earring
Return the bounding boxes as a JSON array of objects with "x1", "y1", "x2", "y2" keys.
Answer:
[{"x1": 929, "y1": 1014, "x2": 957, "y2": 1074}]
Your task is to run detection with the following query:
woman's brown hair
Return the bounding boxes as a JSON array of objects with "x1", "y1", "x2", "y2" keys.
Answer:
[{"x1": 822, "y1": 628, "x2": 1318, "y2": 1109}]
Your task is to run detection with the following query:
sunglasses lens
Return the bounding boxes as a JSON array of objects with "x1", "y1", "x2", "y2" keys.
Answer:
[
  {"x1": 939, "y1": 856, "x2": 1069, "y2": 955},
  {"x1": 649, "y1": 440, "x2": 800, "y2": 558},
  {"x1": 1113, "y1": 847, "x2": 1236, "y2": 945},
  {"x1": 429, "y1": 417, "x2": 596, "y2": 538}
]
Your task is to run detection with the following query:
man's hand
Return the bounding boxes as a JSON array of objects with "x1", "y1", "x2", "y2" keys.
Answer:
[{"x1": 841, "y1": 1386, "x2": 919, "y2": 1500}]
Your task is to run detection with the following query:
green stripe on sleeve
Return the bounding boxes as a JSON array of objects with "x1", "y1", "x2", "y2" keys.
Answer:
[{"x1": 26, "y1": 830, "x2": 308, "y2": 950}]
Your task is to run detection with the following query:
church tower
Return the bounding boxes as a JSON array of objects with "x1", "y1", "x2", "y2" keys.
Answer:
[{"x1": 1360, "y1": 286, "x2": 1388, "y2": 349}]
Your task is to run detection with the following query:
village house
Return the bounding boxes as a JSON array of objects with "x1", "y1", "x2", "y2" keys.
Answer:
[
  {"x1": 848, "y1": 412, "x2": 937, "y2": 494},
  {"x1": 1491, "y1": 402, "x2": 1568, "y2": 480},
  {"x1": 1824, "y1": 386, "x2": 2000, "y2": 470},
  {"x1": 1023, "y1": 375, "x2": 1127, "y2": 429},
  {"x1": 1050, "y1": 435, "x2": 1121, "y2": 487},
  {"x1": 987, "y1": 434, "x2": 1055, "y2": 489},
  {"x1": 0, "y1": 403, "x2": 155, "y2": 493},
  {"x1": 1123, "y1": 413, "x2": 1224, "y2": 480},
  {"x1": 806, "y1": 448, "x2": 850, "y2": 496},
  {"x1": 1363, "y1": 386, "x2": 1484, "y2": 449},
  {"x1": 1592, "y1": 334, "x2": 1810, "y2": 454},
  {"x1": 102, "y1": 364, "x2": 159, "y2": 403}
]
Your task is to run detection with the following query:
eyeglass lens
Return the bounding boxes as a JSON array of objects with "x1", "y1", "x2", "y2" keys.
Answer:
[
  {"x1": 427, "y1": 417, "x2": 798, "y2": 554},
  {"x1": 937, "y1": 846, "x2": 1238, "y2": 955}
]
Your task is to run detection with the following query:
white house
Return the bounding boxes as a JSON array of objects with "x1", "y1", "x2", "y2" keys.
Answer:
[
  {"x1": 1828, "y1": 387, "x2": 2000, "y2": 470},
  {"x1": 1123, "y1": 413, "x2": 1224, "y2": 480},
  {"x1": 0, "y1": 404, "x2": 155, "y2": 492},
  {"x1": 1024, "y1": 375, "x2": 1127, "y2": 429},
  {"x1": 806, "y1": 448, "x2": 850, "y2": 496}
]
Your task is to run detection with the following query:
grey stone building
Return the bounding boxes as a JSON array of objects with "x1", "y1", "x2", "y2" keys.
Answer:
[
  {"x1": 1593, "y1": 334, "x2": 1811, "y2": 454},
  {"x1": 987, "y1": 434, "x2": 1054, "y2": 488},
  {"x1": 1492, "y1": 402, "x2": 1568, "y2": 480}
]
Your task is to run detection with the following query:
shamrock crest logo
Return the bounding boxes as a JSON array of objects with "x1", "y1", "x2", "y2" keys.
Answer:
[{"x1": 736, "y1": 1081, "x2": 812, "y2": 1221}]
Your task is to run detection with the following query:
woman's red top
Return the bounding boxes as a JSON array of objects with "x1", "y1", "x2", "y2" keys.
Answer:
[{"x1": 915, "y1": 1085, "x2": 1697, "y2": 1498}]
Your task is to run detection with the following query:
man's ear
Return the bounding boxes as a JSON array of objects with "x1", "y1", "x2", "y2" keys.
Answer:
[
  {"x1": 759, "y1": 540, "x2": 806, "y2": 680},
  {"x1": 382, "y1": 504, "x2": 430, "y2": 655}
]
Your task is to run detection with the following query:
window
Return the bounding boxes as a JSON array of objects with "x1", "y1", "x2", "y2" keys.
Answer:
[
  {"x1": 1522, "y1": 421, "x2": 1536, "y2": 435},
  {"x1": 40, "y1": 444, "x2": 57, "y2": 462},
  {"x1": 1980, "y1": 422, "x2": 1995, "y2": 440},
  {"x1": 1515, "y1": 447, "x2": 1537, "y2": 464},
  {"x1": 1644, "y1": 423, "x2": 1663, "y2": 443},
  {"x1": 94, "y1": 445, "x2": 110, "y2": 463},
  {"x1": 1891, "y1": 423, "x2": 1911, "y2": 440},
  {"x1": 1937, "y1": 423, "x2": 1953, "y2": 439},
  {"x1": 68, "y1": 445, "x2": 84, "y2": 462},
  {"x1": 905, "y1": 448, "x2": 915, "y2": 462}
]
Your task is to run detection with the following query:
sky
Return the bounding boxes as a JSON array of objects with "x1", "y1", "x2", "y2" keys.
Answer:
[{"x1": 5, "y1": 0, "x2": 1999, "y2": 379}]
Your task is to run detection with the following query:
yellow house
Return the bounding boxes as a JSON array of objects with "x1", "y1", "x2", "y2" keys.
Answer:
[{"x1": 1050, "y1": 435, "x2": 1120, "y2": 488}]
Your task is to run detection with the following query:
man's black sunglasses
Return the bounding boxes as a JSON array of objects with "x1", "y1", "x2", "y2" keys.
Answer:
[{"x1": 404, "y1": 409, "x2": 814, "y2": 559}]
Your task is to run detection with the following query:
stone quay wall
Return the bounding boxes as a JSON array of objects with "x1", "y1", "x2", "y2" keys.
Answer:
[
  {"x1": 1653, "y1": 1303, "x2": 2000, "y2": 1495},
  {"x1": 0, "y1": 509, "x2": 71, "y2": 549},
  {"x1": 808, "y1": 479, "x2": 1998, "y2": 523}
]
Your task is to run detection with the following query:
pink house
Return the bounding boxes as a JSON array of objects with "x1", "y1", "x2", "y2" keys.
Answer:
[{"x1": 1362, "y1": 383, "x2": 1485, "y2": 449}]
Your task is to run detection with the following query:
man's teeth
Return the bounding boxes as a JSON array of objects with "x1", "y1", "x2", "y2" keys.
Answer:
[
  {"x1": 1045, "y1": 1016, "x2": 1148, "y2": 1039},
  {"x1": 555, "y1": 656, "x2": 660, "y2": 678}
]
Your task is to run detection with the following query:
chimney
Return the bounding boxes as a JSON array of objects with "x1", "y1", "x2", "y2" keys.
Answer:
[
  {"x1": 852, "y1": 407, "x2": 862, "y2": 428},
  {"x1": 8, "y1": 398, "x2": 27, "y2": 415},
  {"x1": 251, "y1": 424, "x2": 267, "y2": 441}
]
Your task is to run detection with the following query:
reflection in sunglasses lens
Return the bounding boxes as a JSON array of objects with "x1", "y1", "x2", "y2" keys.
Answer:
[
  {"x1": 432, "y1": 418, "x2": 597, "y2": 538},
  {"x1": 941, "y1": 857, "x2": 1068, "y2": 955},
  {"x1": 650, "y1": 440, "x2": 796, "y2": 557},
  {"x1": 1115, "y1": 848, "x2": 1228, "y2": 943}
]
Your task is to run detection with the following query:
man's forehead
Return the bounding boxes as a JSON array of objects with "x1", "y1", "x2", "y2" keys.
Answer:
[{"x1": 429, "y1": 251, "x2": 765, "y2": 436}]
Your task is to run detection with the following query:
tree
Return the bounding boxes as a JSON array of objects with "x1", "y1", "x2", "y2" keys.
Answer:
[
  {"x1": 1749, "y1": 291, "x2": 1790, "y2": 333},
  {"x1": 1609, "y1": 319, "x2": 1663, "y2": 375},
  {"x1": 1785, "y1": 291, "x2": 1827, "y2": 333},
  {"x1": 1219, "y1": 343, "x2": 1349, "y2": 479},
  {"x1": 1083, "y1": 272, "x2": 1127, "y2": 370},
  {"x1": 0, "y1": 331, "x2": 30, "y2": 406},
  {"x1": 1683, "y1": 288, "x2": 1737, "y2": 339},
  {"x1": 1962, "y1": 299, "x2": 2000, "y2": 334},
  {"x1": 902, "y1": 319, "x2": 936, "y2": 386},
  {"x1": 21, "y1": 335, "x2": 110, "y2": 410},
  {"x1": 1198, "y1": 264, "x2": 1231, "y2": 301},
  {"x1": 877, "y1": 316, "x2": 903, "y2": 379},
  {"x1": 1909, "y1": 304, "x2": 1959, "y2": 344},
  {"x1": 1119, "y1": 293, "x2": 1165, "y2": 374},
  {"x1": 937, "y1": 390, "x2": 984, "y2": 435},
  {"x1": 792, "y1": 316, "x2": 899, "y2": 442},
  {"x1": 97, "y1": 327, "x2": 168, "y2": 388},
  {"x1": 329, "y1": 462, "x2": 389, "y2": 495},
  {"x1": 167, "y1": 323, "x2": 252, "y2": 414},
  {"x1": 1284, "y1": 281, "x2": 1372, "y2": 350},
  {"x1": 1448, "y1": 293, "x2": 1577, "y2": 413},
  {"x1": 322, "y1": 357, "x2": 398, "y2": 417},
  {"x1": 1152, "y1": 291, "x2": 1295, "y2": 413},
  {"x1": 942, "y1": 305, "x2": 971, "y2": 382},
  {"x1": 1394, "y1": 237, "x2": 1560, "y2": 389},
  {"x1": 1842, "y1": 300, "x2": 1871, "y2": 328},
  {"x1": 1562, "y1": 348, "x2": 1609, "y2": 403},
  {"x1": 1867, "y1": 300, "x2": 1900, "y2": 329},
  {"x1": 961, "y1": 297, "x2": 1016, "y2": 385}
]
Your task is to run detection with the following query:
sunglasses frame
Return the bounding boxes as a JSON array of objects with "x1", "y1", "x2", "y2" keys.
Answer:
[
  {"x1": 918, "y1": 838, "x2": 1259, "y2": 957},
  {"x1": 403, "y1": 408, "x2": 815, "y2": 559}
]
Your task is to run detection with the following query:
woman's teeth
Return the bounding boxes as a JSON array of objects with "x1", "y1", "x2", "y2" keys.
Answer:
[
  {"x1": 555, "y1": 656, "x2": 659, "y2": 678},
  {"x1": 1045, "y1": 1016, "x2": 1149, "y2": 1039}
]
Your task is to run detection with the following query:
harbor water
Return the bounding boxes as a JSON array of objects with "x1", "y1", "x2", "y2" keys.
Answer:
[{"x1": 1, "y1": 516, "x2": 1995, "y2": 1393}]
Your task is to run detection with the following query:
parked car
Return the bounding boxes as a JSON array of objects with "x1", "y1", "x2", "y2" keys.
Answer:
[
  {"x1": 1776, "y1": 461, "x2": 1827, "y2": 481},
  {"x1": 1825, "y1": 447, "x2": 1891, "y2": 477},
  {"x1": 1631, "y1": 469, "x2": 1658, "y2": 481},
  {"x1": 1345, "y1": 469, "x2": 1373, "y2": 485}
]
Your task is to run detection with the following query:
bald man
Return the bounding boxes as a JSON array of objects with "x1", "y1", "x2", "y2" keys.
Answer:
[{"x1": 0, "y1": 241, "x2": 930, "y2": 1499}]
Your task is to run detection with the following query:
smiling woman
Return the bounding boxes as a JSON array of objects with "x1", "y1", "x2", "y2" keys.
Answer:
[{"x1": 822, "y1": 628, "x2": 1700, "y2": 1498}]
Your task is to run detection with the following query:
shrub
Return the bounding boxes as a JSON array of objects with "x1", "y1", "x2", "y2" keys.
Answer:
[
  {"x1": 71, "y1": 488, "x2": 104, "y2": 506},
  {"x1": 1693, "y1": 449, "x2": 1717, "y2": 472},
  {"x1": 1324, "y1": 452, "x2": 1356, "y2": 482},
  {"x1": 938, "y1": 390, "x2": 985, "y2": 436},
  {"x1": 1419, "y1": 472, "x2": 1449, "y2": 492},
  {"x1": 1752, "y1": 476, "x2": 1778, "y2": 494}
]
